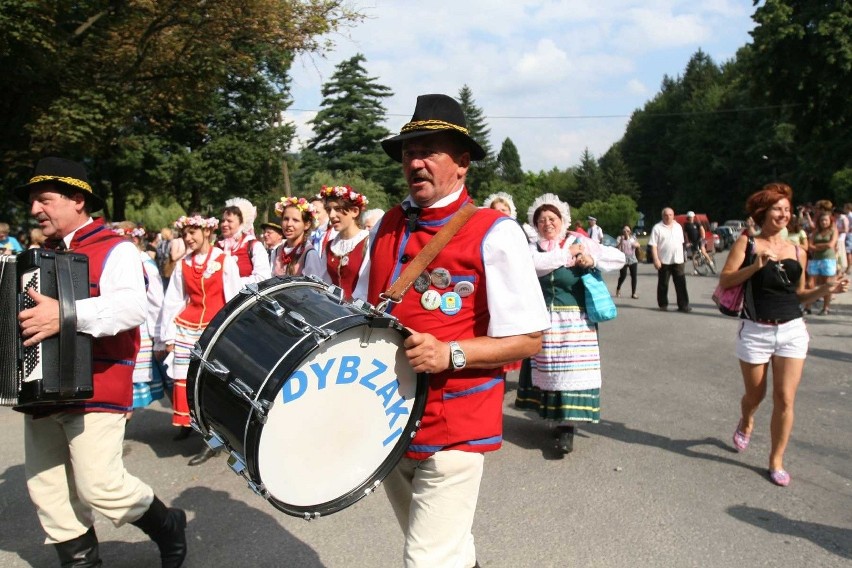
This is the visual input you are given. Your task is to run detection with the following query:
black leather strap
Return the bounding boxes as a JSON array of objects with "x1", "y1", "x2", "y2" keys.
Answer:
[{"x1": 54, "y1": 253, "x2": 78, "y2": 396}]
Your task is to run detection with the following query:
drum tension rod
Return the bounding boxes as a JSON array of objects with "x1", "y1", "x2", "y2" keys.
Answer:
[
  {"x1": 241, "y1": 282, "x2": 285, "y2": 317},
  {"x1": 226, "y1": 453, "x2": 270, "y2": 500},
  {"x1": 286, "y1": 311, "x2": 334, "y2": 340}
]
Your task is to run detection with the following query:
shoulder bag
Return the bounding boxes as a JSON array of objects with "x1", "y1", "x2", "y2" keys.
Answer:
[
  {"x1": 711, "y1": 237, "x2": 755, "y2": 317},
  {"x1": 581, "y1": 269, "x2": 617, "y2": 323}
]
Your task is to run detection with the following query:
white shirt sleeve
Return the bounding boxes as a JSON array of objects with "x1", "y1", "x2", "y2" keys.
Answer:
[
  {"x1": 142, "y1": 258, "x2": 165, "y2": 345},
  {"x1": 157, "y1": 258, "x2": 187, "y2": 344},
  {"x1": 351, "y1": 239, "x2": 372, "y2": 302},
  {"x1": 75, "y1": 240, "x2": 146, "y2": 337},
  {"x1": 246, "y1": 239, "x2": 271, "y2": 285},
  {"x1": 529, "y1": 242, "x2": 571, "y2": 277},
  {"x1": 483, "y1": 219, "x2": 550, "y2": 337},
  {"x1": 221, "y1": 250, "x2": 243, "y2": 301}
]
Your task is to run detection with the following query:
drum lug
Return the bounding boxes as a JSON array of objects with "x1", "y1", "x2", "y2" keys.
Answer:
[
  {"x1": 228, "y1": 378, "x2": 271, "y2": 422},
  {"x1": 324, "y1": 284, "x2": 345, "y2": 303},
  {"x1": 204, "y1": 431, "x2": 227, "y2": 451},
  {"x1": 190, "y1": 345, "x2": 230, "y2": 381},
  {"x1": 227, "y1": 451, "x2": 248, "y2": 475},
  {"x1": 303, "y1": 512, "x2": 321, "y2": 521}
]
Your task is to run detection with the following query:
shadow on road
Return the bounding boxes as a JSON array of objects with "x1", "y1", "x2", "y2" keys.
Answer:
[
  {"x1": 502, "y1": 411, "x2": 584, "y2": 460},
  {"x1": 0, "y1": 464, "x2": 325, "y2": 568},
  {"x1": 807, "y1": 346, "x2": 852, "y2": 363},
  {"x1": 727, "y1": 505, "x2": 852, "y2": 560}
]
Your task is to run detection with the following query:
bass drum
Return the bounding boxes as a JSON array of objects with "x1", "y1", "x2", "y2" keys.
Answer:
[{"x1": 187, "y1": 277, "x2": 426, "y2": 519}]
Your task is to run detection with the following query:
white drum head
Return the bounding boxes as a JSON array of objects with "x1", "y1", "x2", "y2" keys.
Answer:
[{"x1": 257, "y1": 325, "x2": 418, "y2": 508}]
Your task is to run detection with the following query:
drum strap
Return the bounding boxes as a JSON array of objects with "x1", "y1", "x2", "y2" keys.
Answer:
[{"x1": 380, "y1": 202, "x2": 478, "y2": 306}]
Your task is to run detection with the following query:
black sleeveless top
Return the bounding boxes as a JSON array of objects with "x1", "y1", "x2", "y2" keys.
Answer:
[{"x1": 743, "y1": 257, "x2": 802, "y2": 322}]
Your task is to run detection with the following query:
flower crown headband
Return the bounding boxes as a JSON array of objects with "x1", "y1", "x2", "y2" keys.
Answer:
[
  {"x1": 317, "y1": 185, "x2": 368, "y2": 209},
  {"x1": 110, "y1": 224, "x2": 147, "y2": 239},
  {"x1": 174, "y1": 215, "x2": 219, "y2": 230},
  {"x1": 275, "y1": 196, "x2": 317, "y2": 221}
]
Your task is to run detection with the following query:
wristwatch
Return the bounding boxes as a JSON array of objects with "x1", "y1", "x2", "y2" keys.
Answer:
[{"x1": 448, "y1": 341, "x2": 467, "y2": 370}]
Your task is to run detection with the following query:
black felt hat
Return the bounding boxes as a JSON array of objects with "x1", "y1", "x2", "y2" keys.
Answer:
[
  {"x1": 259, "y1": 222, "x2": 284, "y2": 235},
  {"x1": 381, "y1": 94, "x2": 486, "y2": 162},
  {"x1": 15, "y1": 157, "x2": 104, "y2": 211}
]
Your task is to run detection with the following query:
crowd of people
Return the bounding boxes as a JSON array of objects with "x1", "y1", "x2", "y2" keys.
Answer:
[{"x1": 5, "y1": 92, "x2": 849, "y2": 568}]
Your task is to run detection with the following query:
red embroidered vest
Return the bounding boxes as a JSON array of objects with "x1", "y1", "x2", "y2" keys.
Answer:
[
  {"x1": 176, "y1": 248, "x2": 228, "y2": 329},
  {"x1": 325, "y1": 235, "x2": 368, "y2": 301},
  {"x1": 218, "y1": 233, "x2": 255, "y2": 278},
  {"x1": 26, "y1": 219, "x2": 141, "y2": 414},
  {"x1": 368, "y1": 189, "x2": 507, "y2": 459}
]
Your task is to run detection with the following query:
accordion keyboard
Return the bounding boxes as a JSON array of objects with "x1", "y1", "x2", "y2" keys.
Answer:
[{"x1": 20, "y1": 269, "x2": 43, "y2": 382}]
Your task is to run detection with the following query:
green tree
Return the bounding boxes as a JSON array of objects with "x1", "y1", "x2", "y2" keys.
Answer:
[
  {"x1": 457, "y1": 85, "x2": 496, "y2": 194},
  {"x1": 1, "y1": 0, "x2": 361, "y2": 222},
  {"x1": 496, "y1": 137, "x2": 524, "y2": 184},
  {"x1": 599, "y1": 144, "x2": 639, "y2": 200},
  {"x1": 574, "y1": 194, "x2": 640, "y2": 236},
  {"x1": 574, "y1": 148, "x2": 607, "y2": 205},
  {"x1": 746, "y1": 0, "x2": 852, "y2": 201},
  {"x1": 298, "y1": 54, "x2": 399, "y2": 198}
]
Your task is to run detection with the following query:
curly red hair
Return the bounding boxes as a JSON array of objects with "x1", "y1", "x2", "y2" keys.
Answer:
[{"x1": 746, "y1": 182, "x2": 793, "y2": 227}]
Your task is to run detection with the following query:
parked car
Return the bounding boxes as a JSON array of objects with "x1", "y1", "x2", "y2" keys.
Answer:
[
  {"x1": 601, "y1": 233, "x2": 617, "y2": 247},
  {"x1": 632, "y1": 226, "x2": 648, "y2": 237},
  {"x1": 724, "y1": 219, "x2": 746, "y2": 232},
  {"x1": 714, "y1": 226, "x2": 735, "y2": 250}
]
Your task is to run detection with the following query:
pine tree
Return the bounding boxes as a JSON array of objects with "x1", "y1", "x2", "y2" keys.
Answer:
[
  {"x1": 457, "y1": 85, "x2": 496, "y2": 194},
  {"x1": 496, "y1": 138, "x2": 524, "y2": 184},
  {"x1": 574, "y1": 148, "x2": 607, "y2": 205},
  {"x1": 300, "y1": 54, "x2": 400, "y2": 198},
  {"x1": 599, "y1": 144, "x2": 639, "y2": 200}
]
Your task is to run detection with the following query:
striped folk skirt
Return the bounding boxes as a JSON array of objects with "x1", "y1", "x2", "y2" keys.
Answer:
[
  {"x1": 131, "y1": 325, "x2": 165, "y2": 409},
  {"x1": 170, "y1": 325, "x2": 204, "y2": 427},
  {"x1": 528, "y1": 307, "x2": 602, "y2": 423}
]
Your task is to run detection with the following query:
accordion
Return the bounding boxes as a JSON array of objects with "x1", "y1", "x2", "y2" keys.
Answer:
[{"x1": 0, "y1": 249, "x2": 93, "y2": 407}]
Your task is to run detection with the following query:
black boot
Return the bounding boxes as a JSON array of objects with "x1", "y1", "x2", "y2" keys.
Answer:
[
  {"x1": 555, "y1": 425, "x2": 575, "y2": 454},
  {"x1": 53, "y1": 526, "x2": 102, "y2": 567},
  {"x1": 131, "y1": 496, "x2": 187, "y2": 568}
]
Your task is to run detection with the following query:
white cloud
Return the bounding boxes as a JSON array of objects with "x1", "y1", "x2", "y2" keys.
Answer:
[{"x1": 285, "y1": 0, "x2": 756, "y2": 172}]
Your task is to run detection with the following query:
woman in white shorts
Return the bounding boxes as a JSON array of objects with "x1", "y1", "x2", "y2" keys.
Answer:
[{"x1": 718, "y1": 183, "x2": 848, "y2": 487}]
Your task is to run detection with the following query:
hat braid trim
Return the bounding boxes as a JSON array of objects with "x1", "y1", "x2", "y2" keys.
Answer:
[
  {"x1": 29, "y1": 175, "x2": 92, "y2": 193},
  {"x1": 401, "y1": 119, "x2": 469, "y2": 136}
]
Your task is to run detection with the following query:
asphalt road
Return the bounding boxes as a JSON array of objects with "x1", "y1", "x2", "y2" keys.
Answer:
[{"x1": 1, "y1": 253, "x2": 850, "y2": 567}]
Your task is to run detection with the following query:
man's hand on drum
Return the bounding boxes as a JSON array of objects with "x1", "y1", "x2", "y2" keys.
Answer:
[
  {"x1": 404, "y1": 331, "x2": 451, "y2": 374},
  {"x1": 18, "y1": 288, "x2": 60, "y2": 347}
]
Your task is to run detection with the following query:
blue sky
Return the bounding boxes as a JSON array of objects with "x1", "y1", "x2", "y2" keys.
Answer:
[{"x1": 284, "y1": 1, "x2": 756, "y2": 173}]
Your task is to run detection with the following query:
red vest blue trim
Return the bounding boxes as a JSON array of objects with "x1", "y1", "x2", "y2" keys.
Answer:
[
  {"x1": 218, "y1": 233, "x2": 256, "y2": 278},
  {"x1": 27, "y1": 218, "x2": 141, "y2": 415},
  {"x1": 176, "y1": 248, "x2": 228, "y2": 329},
  {"x1": 368, "y1": 189, "x2": 509, "y2": 459}
]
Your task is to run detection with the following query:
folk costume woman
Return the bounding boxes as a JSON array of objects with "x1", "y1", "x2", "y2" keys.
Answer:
[
  {"x1": 522, "y1": 194, "x2": 624, "y2": 454},
  {"x1": 159, "y1": 215, "x2": 241, "y2": 438},
  {"x1": 217, "y1": 197, "x2": 271, "y2": 286},
  {"x1": 113, "y1": 222, "x2": 166, "y2": 410},
  {"x1": 272, "y1": 196, "x2": 319, "y2": 277},
  {"x1": 310, "y1": 185, "x2": 370, "y2": 300}
]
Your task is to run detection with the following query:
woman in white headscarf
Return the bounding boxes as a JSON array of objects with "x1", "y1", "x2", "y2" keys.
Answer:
[{"x1": 522, "y1": 194, "x2": 624, "y2": 455}]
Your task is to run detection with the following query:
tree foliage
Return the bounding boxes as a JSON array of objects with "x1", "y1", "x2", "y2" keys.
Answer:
[
  {"x1": 457, "y1": 85, "x2": 496, "y2": 194},
  {"x1": 306, "y1": 170, "x2": 390, "y2": 212},
  {"x1": 496, "y1": 137, "x2": 524, "y2": 184},
  {"x1": 297, "y1": 53, "x2": 399, "y2": 198},
  {"x1": 1, "y1": 0, "x2": 361, "y2": 223},
  {"x1": 574, "y1": 194, "x2": 641, "y2": 236}
]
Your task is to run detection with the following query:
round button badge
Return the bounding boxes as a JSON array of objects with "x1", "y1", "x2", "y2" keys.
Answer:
[
  {"x1": 414, "y1": 271, "x2": 431, "y2": 293},
  {"x1": 440, "y1": 292, "x2": 462, "y2": 315},
  {"x1": 420, "y1": 289, "x2": 442, "y2": 311},
  {"x1": 453, "y1": 281, "x2": 474, "y2": 298},
  {"x1": 430, "y1": 267, "x2": 451, "y2": 289}
]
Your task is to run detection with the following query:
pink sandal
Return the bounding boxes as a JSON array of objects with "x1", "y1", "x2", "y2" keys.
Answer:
[
  {"x1": 768, "y1": 469, "x2": 791, "y2": 487},
  {"x1": 732, "y1": 421, "x2": 750, "y2": 452}
]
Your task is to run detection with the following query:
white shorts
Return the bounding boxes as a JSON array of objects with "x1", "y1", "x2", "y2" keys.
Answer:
[{"x1": 736, "y1": 318, "x2": 809, "y2": 363}]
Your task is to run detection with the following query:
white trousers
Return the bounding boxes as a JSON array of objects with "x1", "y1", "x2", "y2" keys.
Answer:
[
  {"x1": 24, "y1": 412, "x2": 154, "y2": 543},
  {"x1": 383, "y1": 450, "x2": 484, "y2": 568}
]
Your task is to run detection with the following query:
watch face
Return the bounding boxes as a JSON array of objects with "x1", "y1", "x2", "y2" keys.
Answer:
[{"x1": 452, "y1": 349, "x2": 465, "y2": 368}]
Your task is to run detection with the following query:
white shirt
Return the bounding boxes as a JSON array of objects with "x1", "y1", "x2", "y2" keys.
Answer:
[
  {"x1": 648, "y1": 221, "x2": 686, "y2": 264},
  {"x1": 220, "y1": 233, "x2": 271, "y2": 286},
  {"x1": 312, "y1": 230, "x2": 371, "y2": 297},
  {"x1": 64, "y1": 219, "x2": 147, "y2": 337},
  {"x1": 140, "y1": 252, "x2": 165, "y2": 347},
  {"x1": 359, "y1": 187, "x2": 549, "y2": 338},
  {"x1": 588, "y1": 224, "x2": 604, "y2": 244}
]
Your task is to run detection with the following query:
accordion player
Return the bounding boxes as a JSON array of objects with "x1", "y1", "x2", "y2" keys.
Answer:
[{"x1": 1, "y1": 249, "x2": 93, "y2": 407}]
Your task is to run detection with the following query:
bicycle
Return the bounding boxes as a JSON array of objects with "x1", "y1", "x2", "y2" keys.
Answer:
[{"x1": 691, "y1": 243, "x2": 716, "y2": 276}]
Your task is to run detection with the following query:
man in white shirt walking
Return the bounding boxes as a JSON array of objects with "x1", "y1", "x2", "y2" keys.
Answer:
[
  {"x1": 587, "y1": 216, "x2": 603, "y2": 244},
  {"x1": 648, "y1": 207, "x2": 691, "y2": 312}
]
